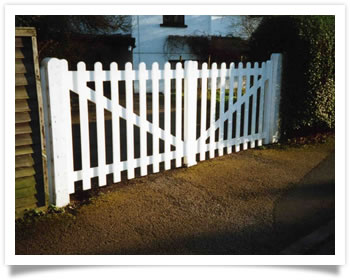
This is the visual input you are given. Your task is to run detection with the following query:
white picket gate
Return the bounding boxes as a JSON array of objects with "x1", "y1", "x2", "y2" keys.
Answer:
[{"x1": 40, "y1": 53, "x2": 282, "y2": 207}]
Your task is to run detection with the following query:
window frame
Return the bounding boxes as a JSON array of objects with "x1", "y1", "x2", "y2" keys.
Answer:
[{"x1": 160, "y1": 16, "x2": 187, "y2": 28}]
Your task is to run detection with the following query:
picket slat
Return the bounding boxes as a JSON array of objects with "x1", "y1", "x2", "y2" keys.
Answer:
[
  {"x1": 218, "y1": 63, "x2": 226, "y2": 156},
  {"x1": 243, "y1": 62, "x2": 251, "y2": 150},
  {"x1": 76, "y1": 62, "x2": 91, "y2": 190},
  {"x1": 164, "y1": 62, "x2": 171, "y2": 170},
  {"x1": 139, "y1": 63, "x2": 147, "y2": 176},
  {"x1": 226, "y1": 62, "x2": 235, "y2": 154},
  {"x1": 258, "y1": 62, "x2": 267, "y2": 146},
  {"x1": 200, "y1": 63, "x2": 208, "y2": 161},
  {"x1": 125, "y1": 62, "x2": 135, "y2": 179},
  {"x1": 94, "y1": 62, "x2": 107, "y2": 186},
  {"x1": 250, "y1": 62, "x2": 259, "y2": 148},
  {"x1": 175, "y1": 63, "x2": 183, "y2": 167},
  {"x1": 209, "y1": 63, "x2": 218, "y2": 159},
  {"x1": 110, "y1": 62, "x2": 121, "y2": 182},
  {"x1": 152, "y1": 62, "x2": 160, "y2": 173},
  {"x1": 235, "y1": 62, "x2": 244, "y2": 152}
]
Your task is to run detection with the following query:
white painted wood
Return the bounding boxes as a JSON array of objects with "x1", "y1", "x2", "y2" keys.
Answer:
[
  {"x1": 200, "y1": 63, "x2": 208, "y2": 161},
  {"x1": 41, "y1": 58, "x2": 72, "y2": 207},
  {"x1": 164, "y1": 62, "x2": 171, "y2": 170},
  {"x1": 139, "y1": 62, "x2": 148, "y2": 176},
  {"x1": 152, "y1": 62, "x2": 160, "y2": 173},
  {"x1": 76, "y1": 62, "x2": 91, "y2": 190},
  {"x1": 250, "y1": 62, "x2": 259, "y2": 148},
  {"x1": 258, "y1": 62, "x2": 267, "y2": 146},
  {"x1": 175, "y1": 62, "x2": 183, "y2": 167},
  {"x1": 235, "y1": 62, "x2": 243, "y2": 152},
  {"x1": 110, "y1": 62, "x2": 121, "y2": 182},
  {"x1": 243, "y1": 62, "x2": 251, "y2": 150},
  {"x1": 266, "y1": 53, "x2": 283, "y2": 144},
  {"x1": 43, "y1": 54, "x2": 282, "y2": 205},
  {"x1": 183, "y1": 60, "x2": 198, "y2": 167},
  {"x1": 218, "y1": 63, "x2": 226, "y2": 156},
  {"x1": 209, "y1": 63, "x2": 218, "y2": 158},
  {"x1": 40, "y1": 59, "x2": 54, "y2": 202},
  {"x1": 125, "y1": 62, "x2": 135, "y2": 179},
  {"x1": 263, "y1": 60, "x2": 274, "y2": 145},
  {"x1": 226, "y1": 62, "x2": 235, "y2": 154},
  {"x1": 94, "y1": 62, "x2": 107, "y2": 186}
]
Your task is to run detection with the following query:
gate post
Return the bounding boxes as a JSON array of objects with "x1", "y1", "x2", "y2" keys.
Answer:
[
  {"x1": 264, "y1": 53, "x2": 283, "y2": 144},
  {"x1": 41, "y1": 58, "x2": 73, "y2": 207},
  {"x1": 183, "y1": 61, "x2": 198, "y2": 167}
]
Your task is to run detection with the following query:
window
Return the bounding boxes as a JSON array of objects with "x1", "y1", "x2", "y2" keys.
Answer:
[{"x1": 160, "y1": 16, "x2": 187, "y2": 28}]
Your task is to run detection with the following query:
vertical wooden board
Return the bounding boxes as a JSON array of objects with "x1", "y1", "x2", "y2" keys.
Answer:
[
  {"x1": 110, "y1": 62, "x2": 121, "y2": 182},
  {"x1": 76, "y1": 62, "x2": 91, "y2": 190},
  {"x1": 235, "y1": 62, "x2": 243, "y2": 152},
  {"x1": 258, "y1": 62, "x2": 267, "y2": 146},
  {"x1": 139, "y1": 62, "x2": 147, "y2": 176},
  {"x1": 44, "y1": 58, "x2": 73, "y2": 205},
  {"x1": 175, "y1": 62, "x2": 183, "y2": 167},
  {"x1": 152, "y1": 62, "x2": 160, "y2": 173},
  {"x1": 183, "y1": 61, "x2": 198, "y2": 167},
  {"x1": 200, "y1": 63, "x2": 208, "y2": 161},
  {"x1": 94, "y1": 62, "x2": 107, "y2": 186},
  {"x1": 251, "y1": 62, "x2": 259, "y2": 148},
  {"x1": 31, "y1": 31, "x2": 47, "y2": 199},
  {"x1": 218, "y1": 63, "x2": 226, "y2": 156},
  {"x1": 164, "y1": 62, "x2": 171, "y2": 170},
  {"x1": 209, "y1": 63, "x2": 218, "y2": 158},
  {"x1": 243, "y1": 62, "x2": 251, "y2": 150},
  {"x1": 227, "y1": 62, "x2": 235, "y2": 154},
  {"x1": 125, "y1": 62, "x2": 135, "y2": 179}
]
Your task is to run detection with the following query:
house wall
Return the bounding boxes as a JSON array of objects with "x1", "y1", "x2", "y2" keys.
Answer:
[
  {"x1": 131, "y1": 15, "x2": 237, "y2": 92},
  {"x1": 132, "y1": 15, "x2": 238, "y2": 68}
]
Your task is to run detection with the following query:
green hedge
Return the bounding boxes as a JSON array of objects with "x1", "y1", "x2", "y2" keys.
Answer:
[{"x1": 249, "y1": 16, "x2": 335, "y2": 138}]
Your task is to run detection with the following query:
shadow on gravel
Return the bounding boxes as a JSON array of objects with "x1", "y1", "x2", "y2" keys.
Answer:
[{"x1": 273, "y1": 152, "x2": 335, "y2": 254}]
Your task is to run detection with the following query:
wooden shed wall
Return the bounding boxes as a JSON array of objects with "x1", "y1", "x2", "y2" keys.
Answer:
[{"x1": 15, "y1": 28, "x2": 48, "y2": 218}]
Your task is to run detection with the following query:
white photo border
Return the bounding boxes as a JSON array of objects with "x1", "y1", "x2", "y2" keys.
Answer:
[{"x1": 4, "y1": 4, "x2": 346, "y2": 266}]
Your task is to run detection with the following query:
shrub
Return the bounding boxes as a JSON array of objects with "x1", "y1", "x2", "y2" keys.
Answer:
[{"x1": 249, "y1": 16, "x2": 335, "y2": 138}]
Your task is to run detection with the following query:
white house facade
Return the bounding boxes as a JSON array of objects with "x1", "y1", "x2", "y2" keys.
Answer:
[{"x1": 131, "y1": 15, "x2": 239, "y2": 69}]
